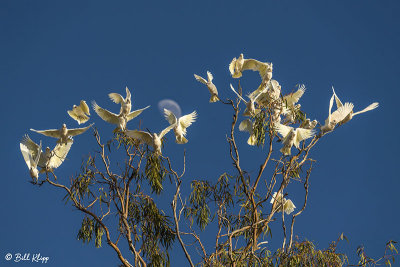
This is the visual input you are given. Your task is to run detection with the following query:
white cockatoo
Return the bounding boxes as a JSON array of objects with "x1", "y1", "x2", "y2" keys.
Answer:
[
  {"x1": 163, "y1": 109, "x2": 197, "y2": 144},
  {"x1": 332, "y1": 87, "x2": 379, "y2": 125},
  {"x1": 125, "y1": 124, "x2": 175, "y2": 155},
  {"x1": 300, "y1": 118, "x2": 318, "y2": 130},
  {"x1": 20, "y1": 135, "x2": 73, "y2": 175},
  {"x1": 92, "y1": 101, "x2": 149, "y2": 131},
  {"x1": 229, "y1": 54, "x2": 273, "y2": 85},
  {"x1": 320, "y1": 94, "x2": 354, "y2": 135},
  {"x1": 281, "y1": 85, "x2": 306, "y2": 123},
  {"x1": 275, "y1": 123, "x2": 316, "y2": 155},
  {"x1": 31, "y1": 123, "x2": 93, "y2": 144},
  {"x1": 194, "y1": 71, "x2": 219, "y2": 103},
  {"x1": 249, "y1": 79, "x2": 282, "y2": 106},
  {"x1": 230, "y1": 84, "x2": 265, "y2": 117},
  {"x1": 239, "y1": 119, "x2": 257, "y2": 146},
  {"x1": 270, "y1": 191, "x2": 296, "y2": 215},
  {"x1": 20, "y1": 135, "x2": 42, "y2": 182},
  {"x1": 108, "y1": 87, "x2": 132, "y2": 115},
  {"x1": 68, "y1": 100, "x2": 90, "y2": 124}
]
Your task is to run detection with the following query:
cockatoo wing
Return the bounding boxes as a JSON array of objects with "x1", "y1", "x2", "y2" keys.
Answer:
[
  {"x1": 92, "y1": 101, "x2": 120, "y2": 125},
  {"x1": 20, "y1": 135, "x2": 42, "y2": 169},
  {"x1": 80, "y1": 100, "x2": 90, "y2": 115},
  {"x1": 158, "y1": 124, "x2": 175, "y2": 139},
  {"x1": 206, "y1": 71, "x2": 213, "y2": 82},
  {"x1": 275, "y1": 123, "x2": 293, "y2": 138},
  {"x1": 20, "y1": 143, "x2": 33, "y2": 169},
  {"x1": 283, "y1": 85, "x2": 306, "y2": 106},
  {"x1": 125, "y1": 87, "x2": 131, "y2": 100},
  {"x1": 242, "y1": 59, "x2": 271, "y2": 78},
  {"x1": 194, "y1": 74, "x2": 207, "y2": 84},
  {"x1": 353, "y1": 102, "x2": 379, "y2": 116},
  {"x1": 30, "y1": 128, "x2": 62, "y2": 139},
  {"x1": 48, "y1": 141, "x2": 73, "y2": 169},
  {"x1": 67, "y1": 123, "x2": 93, "y2": 137},
  {"x1": 125, "y1": 130, "x2": 153, "y2": 146},
  {"x1": 230, "y1": 84, "x2": 247, "y2": 103},
  {"x1": 179, "y1": 111, "x2": 197, "y2": 131},
  {"x1": 108, "y1": 93, "x2": 124, "y2": 104},
  {"x1": 163, "y1": 108, "x2": 177, "y2": 125},
  {"x1": 283, "y1": 199, "x2": 296, "y2": 215},
  {"x1": 229, "y1": 57, "x2": 236, "y2": 75},
  {"x1": 239, "y1": 119, "x2": 253, "y2": 133},
  {"x1": 126, "y1": 106, "x2": 150, "y2": 121},
  {"x1": 331, "y1": 86, "x2": 343, "y2": 108},
  {"x1": 294, "y1": 128, "x2": 315, "y2": 148},
  {"x1": 330, "y1": 102, "x2": 354, "y2": 124},
  {"x1": 324, "y1": 94, "x2": 335, "y2": 125}
]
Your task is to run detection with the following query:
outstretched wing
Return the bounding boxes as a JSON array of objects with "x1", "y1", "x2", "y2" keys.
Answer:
[
  {"x1": 353, "y1": 102, "x2": 379, "y2": 116},
  {"x1": 125, "y1": 130, "x2": 153, "y2": 146},
  {"x1": 125, "y1": 87, "x2": 131, "y2": 101},
  {"x1": 242, "y1": 59, "x2": 271, "y2": 78},
  {"x1": 20, "y1": 135, "x2": 42, "y2": 169},
  {"x1": 126, "y1": 105, "x2": 150, "y2": 121},
  {"x1": 239, "y1": 119, "x2": 253, "y2": 133},
  {"x1": 164, "y1": 108, "x2": 177, "y2": 125},
  {"x1": 68, "y1": 123, "x2": 94, "y2": 137},
  {"x1": 207, "y1": 71, "x2": 213, "y2": 82},
  {"x1": 275, "y1": 123, "x2": 293, "y2": 138},
  {"x1": 194, "y1": 74, "x2": 207, "y2": 84},
  {"x1": 229, "y1": 57, "x2": 236, "y2": 76},
  {"x1": 294, "y1": 128, "x2": 315, "y2": 148},
  {"x1": 30, "y1": 128, "x2": 61, "y2": 139},
  {"x1": 179, "y1": 111, "x2": 197, "y2": 134},
  {"x1": 92, "y1": 101, "x2": 120, "y2": 125},
  {"x1": 331, "y1": 86, "x2": 343, "y2": 108},
  {"x1": 108, "y1": 92, "x2": 124, "y2": 104},
  {"x1": 283, "y1": 85, "x2": 305, "y2": 106},
  {"x1": 48, "y1": 141, "x2": 73, "y2": 169},
  {"x1": 159, "y1": 124, "x2": 175, "y2": 139},
  {"x1": 80, "y1": 100, "x2": 90, "y2": 115},
  {"x1": 330, "y1": 102, "x2": 354, "y2": 124}
]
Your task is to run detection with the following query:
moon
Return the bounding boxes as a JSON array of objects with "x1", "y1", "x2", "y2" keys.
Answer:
[{"x1": 158, "y1": 99, "x2": 182, "y2": 118}]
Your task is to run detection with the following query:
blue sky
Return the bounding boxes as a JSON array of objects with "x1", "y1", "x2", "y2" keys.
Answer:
[{"x1": 1, "y1": 0, "x2": 399, "y2": 266}]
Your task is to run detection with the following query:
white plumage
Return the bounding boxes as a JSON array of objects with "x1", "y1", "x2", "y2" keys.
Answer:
[
  {"x1": 194, "y1": 71, "x2": 219, "y2": 103},
  {"x1": 68, "y1": 100, "x2": 90, "y2": 124},
  {"x1": 30, "y1": 123, "x2": 93, "y2": 144},
  {"x1": 275, "y1": 123, "x2": 316, "y2": 155},
  {"x1": 125, "y1": 124, "x2": 175, "y2": 155},
  {"x1": 229, "y1": 54, "x2": 273, "y2": 84},
  {"x1": 20, "y1": 135, "x2": 42, "y2": 182},
  {"x1": 320, "y1": 94, "x2": 354, "y2": 135},
  {"x1": 108, "y1": 86, "x2": 132, "y2": 115},
  {"x1": 270, "y1": 191, "x2": 296, "y2": 215},
  {"x1": 239, "y1": 119, "x2": 257, "y2": 146},
  {"x1": 164, "y1": 109, "x2": 197, "y2": 144},
  {"x1": 230, "y1": 84, "x2": 264, "y2": 117},
  {"x1": 92, "y1": 101, "x2": 149, "y2": 131}
]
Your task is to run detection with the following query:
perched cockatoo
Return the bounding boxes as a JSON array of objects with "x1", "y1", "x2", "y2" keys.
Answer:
[
  {"x1": 239, "y1": 119, "x2": 257, "y2": 146},
  {"x1": 68, "y1": 100, "x2": 90, "y2": 124},
  {"x1": 194, "y1": 71, "x2": 219, "y2": 103},
  {"x1": 332, "y1": 86, "x2": 379, "y2": 125},
  {"x1": 270, "y1": 191, "x2": 296, "y2": 215},
  {"x1": 249, "y1": 79, "x2": 281, "y2": 106},
  {"x1": 20, "y1": 135, "x2": 42, "y2": 182},
  {"x1": 300, "y1": 118, "x2": 318, "y2": 130},
  {"x1": 275, "y1": 123, "x2": 316, "y2": 155},
  {"x1": 125, "y1": 124, "x2": 175, "y2": 155},
  {"x1": 229, "y1": 54, "x2": 273, "y2": 85},
  {"x1": 92, "y1": 101, "x2": 149, "y2": 131},
  {"x1": 20, "y1": 135, "x2": 73, "y2": 174},
  {"x1": 320, "y1": 94, "x2": 354, "y2": 135},
  {"x1": 31, "y1": 123, "x2": 93, "y2": 144},
  {"x1": 109, "y1": 87, "x2": 132, "y2": 115},
  {"x1": 230, "y1": 84, "x2": 265, "y2": 117},
  {"x1": 163, "y1": 109, "x2": 197, "y2": 144}
]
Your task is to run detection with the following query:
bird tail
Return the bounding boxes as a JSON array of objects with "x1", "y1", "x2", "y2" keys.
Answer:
[
  {"x1": 176, "y1": 135, "x2": 188, "y2": 144},
  {"x1": 209, "y1": 95, "x2": 219, "y2": 103}
]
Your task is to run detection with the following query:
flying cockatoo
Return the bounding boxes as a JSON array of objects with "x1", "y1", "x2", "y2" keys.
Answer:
[
  {"x1": 230, "y1": 84, "x2": 265, "y2": 117},
  {"x1": 20, "y1": 135, "x2": 42, "y2": 182},
  {"x1": 194, "y1": 71, "x2": 219, "y2": 103},
  {"x1": 163, "y1": 109, "x2": 197, "y2": 144},
  {"x1": 92, "y1": 101, "x2": 149, "y2": 131},
  {"x1": 108, "y1": 87, "x2": 132, "y2": 115},
  {"x1": 20, "y1": 135, "x2": 73, "y2": 175},
  {"x1": 281, "y1": 85, "x2": 306, "y2": 123},
  {"x1": 229, "y1": 54, "x2": 273, "y2": 85},
  {"x1": 125, "y1": 124, "x2": 175, "y2": 155},
  {"x1": 68, "y1": 100, "x2": 90, "y2": 124},
  {"x1": 275, "y1": 123, "x2": 316, "y2": 155},
  {"x1": 31, "y1": 123, "x2": 93, "y2": 144},
  {"x1": 270, "y1": 191, "x2": 296, "y2": 215},
  {"x1": 320, "y1": 94, "x2": 354, "y2": 135},
  {"x1": 332, "y1": 86, "x2": 379, "y2": 125},
  {"x1": 239, "y1": 119, "x2": 257, "y2": 146}
]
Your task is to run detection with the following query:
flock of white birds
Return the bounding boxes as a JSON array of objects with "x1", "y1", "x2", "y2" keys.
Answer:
[{"x1": 20, "y1": 53, "x2": 378, "y2": 215}]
